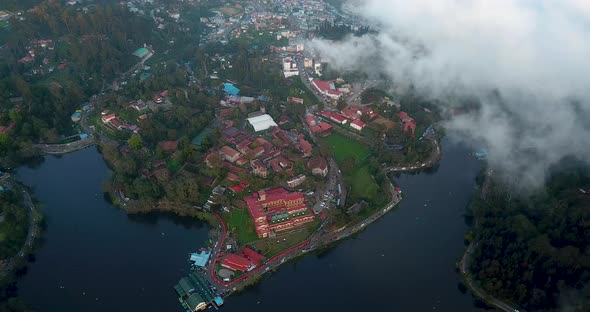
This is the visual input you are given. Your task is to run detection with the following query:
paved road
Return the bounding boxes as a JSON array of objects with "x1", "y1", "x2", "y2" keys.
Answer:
[{"x1": 33, "y1": 135, "x2": 97, "y2": 155}]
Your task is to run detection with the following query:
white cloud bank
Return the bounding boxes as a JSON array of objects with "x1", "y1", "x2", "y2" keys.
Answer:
[{"x1": 310, "y1": 0, "x2": 590, "y2": 187}]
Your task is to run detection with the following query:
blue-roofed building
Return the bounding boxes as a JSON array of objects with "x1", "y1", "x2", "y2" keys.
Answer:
[
  {"x1": 71, "y1": 112, "x2": 82, "y2": 122},
  {"x1": 79, "y1": 133, "x2": 89, "y2": 139},
  {"x1": 190, "y1": 250, "x2": 211, "y2": 267},
  {"x1": 223, "y1": 83, "x2": 240, "y2": 96},
  {"x1": 214, "y1": 296, "x2": 224, "y2": 306},
  {"x1": 257, "y1": 95, "x2": 269, "y2": 102}
]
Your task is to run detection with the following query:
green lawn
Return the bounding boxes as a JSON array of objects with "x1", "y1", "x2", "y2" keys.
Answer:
[
  {"x1": 320, "y1": 133, "x2": 370, "y2": 164},
  {"x1": 225, "y1": 208, "x2": 259, "y2": 244},
  {"x1": 252, "y1": 219, "x2": 319, "y2": 258}
]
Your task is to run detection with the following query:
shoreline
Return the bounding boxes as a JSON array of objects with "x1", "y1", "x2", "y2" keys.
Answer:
[{"x1": 458, "y1": 170, "x2": 523, "y2": 312}]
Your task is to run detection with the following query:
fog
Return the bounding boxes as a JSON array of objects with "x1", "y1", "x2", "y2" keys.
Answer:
[{"x1": 309, "y1": 0, "x2": 590, "y2": 187}]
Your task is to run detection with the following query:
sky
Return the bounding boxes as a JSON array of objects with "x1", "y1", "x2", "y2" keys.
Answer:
[{"x1": 309, "y1": 0, "x2": 590, "y2": 188}]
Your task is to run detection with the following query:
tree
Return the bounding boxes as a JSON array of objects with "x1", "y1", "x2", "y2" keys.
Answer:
[
  {"x1": 128, "y1": 134, "x2": 143, "y2": 150},
  {"x1": 336, "y1": 97, "x2": 347, "y2": 111},
  {"x1": 318, "y1": 141, "x2": 332, "y2": 157}
]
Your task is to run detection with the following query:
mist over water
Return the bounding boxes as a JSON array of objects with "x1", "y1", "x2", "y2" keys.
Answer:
[{"x1": 310, "y1": 0, "x2": 590, "y2": 187}]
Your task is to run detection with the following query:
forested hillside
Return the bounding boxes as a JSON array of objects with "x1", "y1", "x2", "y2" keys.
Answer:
[{"x1": 470, "y1": 165, "x2": 590, "y2": 311}]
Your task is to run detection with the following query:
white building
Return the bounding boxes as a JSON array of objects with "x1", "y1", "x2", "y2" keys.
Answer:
[
  {"x1": 247, "y1": 114, "x2": 278, "y2": 132},
  {"x1": 283, "y1": 57, "x2": 299, "y2": 78}
]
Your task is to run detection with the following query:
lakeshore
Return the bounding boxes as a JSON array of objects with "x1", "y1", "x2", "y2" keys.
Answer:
[{"x1": 14, "y1": 138, "x2": 487, "y2": 311}]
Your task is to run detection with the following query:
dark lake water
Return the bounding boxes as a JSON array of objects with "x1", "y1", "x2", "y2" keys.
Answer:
[{"x1": 16, "y1": 137, "x2": 483, "y2": 311}]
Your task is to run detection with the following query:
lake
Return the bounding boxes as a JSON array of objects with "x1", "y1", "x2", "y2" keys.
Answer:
[{"x1": 17, "y1": 137, "x2": 483, "y2": 311}]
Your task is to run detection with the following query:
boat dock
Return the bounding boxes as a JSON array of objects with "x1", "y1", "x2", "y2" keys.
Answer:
[{"x1": 174, "y1": 271, "x2": 223, "y2": 311}]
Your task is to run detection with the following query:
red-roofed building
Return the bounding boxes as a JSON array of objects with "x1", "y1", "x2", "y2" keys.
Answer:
[
  {"x1": 311, "y1": 80, "x2": 342, "y2": 99},
  {"x1": 399, "y1": 111, "x2": 412, "y2": 123},
  {"x1": 205, "y1": 152, "x2": 222, "y2": 168},
  {"x1": 241, "y1": 247, "x2": 265, "y2": 265},
  {"x1": 251, "y1": 159, "x2": 268, "y2": 178},
  {"x1": 159, "y1": 141, "x2": 178, "y2": 152},
  {"x1": 229, "y1": 181, "x2": 250, "y2": 193},
  {"x1": 404, "y1": 120, "x2": 416, "y2": 136},
  {"x1": 307, "y1": 156, "x2": 328, "y2": 177},
  {"x1": 0, "y1": 123, "x2": 15, "y2": 135},
  {"x1": 226, "y1": 172, "x2": 240, "y2": 182},
  {"x1": 235, "y1": 155, "x2": 249, "y2": 166},
  {"x1": 350, "y1": 119, "x2": 366, "y2": 131},
  {"x1": 398, "y1": 111, "x2": 416, "y2": 136},
  {"x1": 219, "y1": 146, "x2": 241, "y2": 163},
  {"x1": 251, "y1": 146, "x2": 265, "y2": 157},
  {"x1": 310, "y1": 122, "x2": 332, "y2": 137},
  {"x1": 306, "y1": 115, "x2": 317, "y2": 127},
  {"x1": 287, "y1": 96, "x2": 304, "y2": 104},
  {"x1": 298, "y1": 137, "x2": 312, "y2": 157},
  {"x1": 221, "y1": 254, "x2": 255, "y2": 272},
  {"x1": 101, "y1": 113, "x2": 116, "y2": 123},
  {"x1": 319, "y1": 111, "x2": 347, "y2": 124},
  {"x1": 245, "y1": 188, "x2": 315, "y2": 238}
]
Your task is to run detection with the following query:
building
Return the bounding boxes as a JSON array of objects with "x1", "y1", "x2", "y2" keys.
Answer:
[
  {"x1": 223, "y1": 83, "x2": 240, "y2": 96},
  {"x1": 247, "y1": 114, "x2": 278, "y2": 132},
  {"x1": 221, "y1": 254, "x2": 256, "y2": 272},
  {"x1": 189, "y1": 250, "x2": 211, "y2": 267},
  {"x1": 298, "y1": 137, "x2": 312, "y2": 157},
  {"x1": 245, "y1": 188, "x2": 315, "y2": 238},
  {"x1": 219, "y1": 146, "x2": 241, "y2": 163},
  {"x1": 287, "y1": 174, "x2": 306, "y2": 188},
  {"x1": 304, "y1": 58, "x2": 313, "y2": 68},
  {"x1": 131, "y1": 100, "x2": 148, "y2": 111},
  {"x1": 310, "y1": 122, "x2": 333, "y2": 137},
  {"x1": 311, "y1": 80, "x2": 341, "y2": 99},
  {"x1": 350, "y1": 119, "x2": 366, "y2": 131},
  {"x1": 101, "y1": 113, "x2": 116, "y2": 123},
  {"x1": 282, "y1": 57, "x2": 299, "y2": 78},
  {"x1": 133, "y1": 47, "x2": 149, "y2": 58},
  {"x1": 174, "y1": 272, "x2": 222, "y2": 311},
  {"x1": 174, "y1": 275, "x2": 207, "y2": 311},
  {"x1": 251, "y1": 159, "x2": 268, "y2": 178},
  {"x1": 159, "y1": 141, "x2": 178, "y2": 152},
  {"x1": 0, "y1": 123, "x2": 15, "y2": 135},
  {"x1": 319, "y1": 111, "x2": 347, "y2": 125},
  {"x1": 308, "y1": 156, "x2": 328, "y2": 177},
  {"x1": 399, "y1": 111, "x2": 416, "y2": 136},
  {"x1": 287, "y1": 96, "x2": 304, "y2": 105}
]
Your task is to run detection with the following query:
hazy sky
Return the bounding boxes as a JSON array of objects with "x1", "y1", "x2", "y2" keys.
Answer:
[{"x1": 310, "y1": 0, "x2": 590, "y2": 187}]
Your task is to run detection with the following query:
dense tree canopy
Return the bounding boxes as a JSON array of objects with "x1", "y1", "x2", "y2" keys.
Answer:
[{"x1": 470, "y1": 165, "x2": 590, "y2": 311}]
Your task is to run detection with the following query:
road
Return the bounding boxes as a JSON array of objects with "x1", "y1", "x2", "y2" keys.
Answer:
[
  {"x1": 202, "y1": 166, "x2": 403, "y2": 296},
  {"x1": 384, "y1": 139, "x2": 441, "y2": 173}
]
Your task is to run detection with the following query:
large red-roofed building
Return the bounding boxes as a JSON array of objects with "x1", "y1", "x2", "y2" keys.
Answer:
[
  {"x1": 221, "y1": 254, "x2": 255, "y2": 272},
  {"x1": 245, "y1": 188, "x2": 315, "y2": 238},
  {"x1": 311, "y1": 80, "x2": 342, "y2": 99}
]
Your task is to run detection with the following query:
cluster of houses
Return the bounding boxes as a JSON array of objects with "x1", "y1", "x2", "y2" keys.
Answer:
[
  {"x1": 317, "y1": 107, "x2": 374, "y2": 132},
  {"x1": 100, "y1": 111, "x2": 140, "y2": 134}
]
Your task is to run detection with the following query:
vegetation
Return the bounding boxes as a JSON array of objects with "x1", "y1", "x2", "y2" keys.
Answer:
[
  {"x1": 316, "y1": 20, "x2": 371, "y2": 41},
  {"x1": 0, "y1": 189, "x2": 28, "y2": 259},
  {"x1": 320, "y1": 133, "x2": 387, "y2": 207},
  {"x1": 469, "y1": 164, "x2": 590, "y2": 311},
  {"x1": 226, "y1": 208, "x2": 258, "y2": 244}
]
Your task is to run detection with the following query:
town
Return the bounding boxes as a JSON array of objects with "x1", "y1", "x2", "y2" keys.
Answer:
[{"x1": 0, "y1": 0, "x2": 441, "y2": 311}]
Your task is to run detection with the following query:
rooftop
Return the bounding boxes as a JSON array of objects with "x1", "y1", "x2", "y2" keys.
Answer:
[{"x1": 247, "y1": 114, "x2": 278, "y2": 132}]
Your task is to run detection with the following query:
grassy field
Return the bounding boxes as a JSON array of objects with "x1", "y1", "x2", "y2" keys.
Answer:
[
  {"x1": 320, "y1": 133, "x2": 370, "y2": 164},
  {"x1": 252, "y1": 220, "x2": 318, "y2": 258},
  {"x1": 321, "y1": 133, "x2": 384, "y2": 205},
  {"x1": 225, "y1": 208, "x2": 259, "y2": 244}
]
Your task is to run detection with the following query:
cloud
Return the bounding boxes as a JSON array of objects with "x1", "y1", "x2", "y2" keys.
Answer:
[{"x1": 309, "y1": 0, "x2": 590, "y2": 187}]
